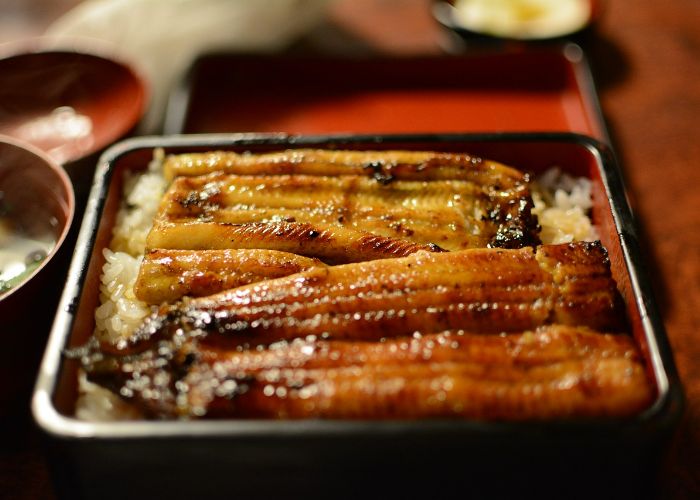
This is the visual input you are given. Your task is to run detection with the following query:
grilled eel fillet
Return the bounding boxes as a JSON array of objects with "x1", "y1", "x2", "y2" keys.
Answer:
[
  {"x1": 134, "y1": 249, "x2": 325, "y2": 304},
  {"x1": 110, "y1": 241, "x2": 624, "y2": 354},
  {"x1": 83, "y1": 325, "x2": 652, "y2": 419},
  {"x1": 163, "y1": 149, "x2": 529, "y2": 184},
  {"x1": 151, "y1": 150, "x2": 540, "y2": 257},
  {"x1": 83, "y1": 242, "x2": 650, "y2": 419}
]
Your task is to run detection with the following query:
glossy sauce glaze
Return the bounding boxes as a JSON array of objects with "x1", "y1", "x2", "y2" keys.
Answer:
[
  {"x1": 77, "y1": 148, "x2": 653, "y2": 422},
  {"x1": 80, "y1": 243, "x2": 651, "y2": 419}
]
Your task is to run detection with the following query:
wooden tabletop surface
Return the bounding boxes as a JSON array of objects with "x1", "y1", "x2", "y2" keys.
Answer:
[{"x1": 1, "y1": 1, "x2": 698, "y2": 498}]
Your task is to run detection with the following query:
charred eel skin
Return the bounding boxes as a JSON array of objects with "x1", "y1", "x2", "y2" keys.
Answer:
[
  {"x1": 117, "y1": 241, "x2": 624, "y2": 354},
  {"x1": 163, "y1": 149, "x2": 527, "y2": 184},
  {"x1": 191, "y1": 356, "x2": 651, "y2": 420},
  {"x1": 78, "y1": 148, "x2": 653, "y2": 420},
  {"x1": 83, "y1": 242, "x2": 650, "y2": 419},
  {"x1": 138, "y1": 148, "x2": 541, "y2": 304},
  {"x1": 84, "y1": 325, "x2": 651, "y2": 420},
  {"x1": 155, "y1": 149, "x2": 540, "y2": 254},
  {"x1": 134, "y1": 249, "x2": 325, "y2": 304}
]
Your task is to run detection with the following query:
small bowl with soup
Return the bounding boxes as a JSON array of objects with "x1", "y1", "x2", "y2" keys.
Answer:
[{"x1": 0, "y1": 135, "x2": 74, "y2": 317}]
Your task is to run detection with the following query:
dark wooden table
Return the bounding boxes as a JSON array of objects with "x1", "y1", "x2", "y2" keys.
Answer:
[{"x1": 1, "y1": 1, "x2": 698, "y2": 498}]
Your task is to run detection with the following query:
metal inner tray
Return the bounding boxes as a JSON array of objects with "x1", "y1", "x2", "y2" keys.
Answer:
[{"x1": 32, "y1": 132, "x2": 682, "y2": 499}]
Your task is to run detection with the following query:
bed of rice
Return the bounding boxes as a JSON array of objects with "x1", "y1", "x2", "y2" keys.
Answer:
[
  {"x1": 531, "y1": 167, "x2": 597, "y2": 245},
  {"x1": 93, "y1": 150, "x2": 166, "y2": 345},
  {"x1": 77, "y1": 157, "x2": 598, "y2": 420}
]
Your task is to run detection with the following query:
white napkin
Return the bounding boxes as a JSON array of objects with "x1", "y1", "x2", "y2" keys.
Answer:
[{"x1": 46, "y1": 0, "x2": 331, "y2": 132}]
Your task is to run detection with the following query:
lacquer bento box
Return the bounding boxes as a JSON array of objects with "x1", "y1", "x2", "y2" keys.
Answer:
[{"x1": 32, "y1": 133, "x2": 682, "y2": 499}]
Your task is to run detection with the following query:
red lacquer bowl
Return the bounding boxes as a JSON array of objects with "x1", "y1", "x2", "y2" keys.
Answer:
[{"x1": 0, "y1": 42, "x2": 147, "y2": 164}]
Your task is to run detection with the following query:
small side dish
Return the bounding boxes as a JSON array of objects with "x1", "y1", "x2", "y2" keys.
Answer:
[
  {"x1": 0, "y1": 136, "x2": 74, "y2": 308},
  {"x1": 448, "y1": 0, "x2": 592, "y2": 40},
  {"x1": 74, "y1": 147, "x2": 652, "y2": 421}
]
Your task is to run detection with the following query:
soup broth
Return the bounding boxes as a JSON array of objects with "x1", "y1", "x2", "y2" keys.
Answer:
[{"x1": 0, "y1": 194, "x2": 55, "y2": 294}]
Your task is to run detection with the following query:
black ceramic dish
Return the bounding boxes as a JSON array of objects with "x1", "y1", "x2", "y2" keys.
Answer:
[{"x1": 33, "y1": 132, "x2": 682, "y2": 499}]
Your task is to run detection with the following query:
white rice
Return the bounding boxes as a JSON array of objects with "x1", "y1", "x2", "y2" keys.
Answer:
[
  {"x1": 75, "y1": 372, "x2": 142, "y2": 421},
  {"x1": 93, "y1": 249, "x2": 149, "y2": 343},
  {"x1": 111, "y1": 149, "x2": 167, "y2": 256},
  {"x1": 93, "y1": 149, "x2": 166, "y2": 344},
  {"x1": 78, "y1": 159, "x2": 597, "y2": 420},
  {"x1": 533, "y1": 167, "x2": 597, "y2": 244}
]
